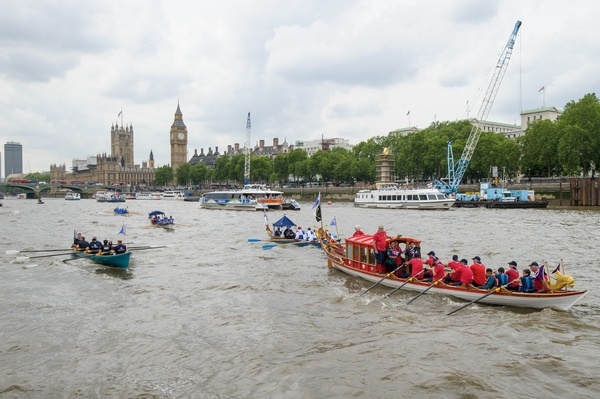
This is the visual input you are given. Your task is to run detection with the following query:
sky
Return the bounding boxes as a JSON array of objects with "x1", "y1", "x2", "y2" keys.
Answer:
[{"x1": 1, "y1": 0, "x2": 599, "y2": 176}]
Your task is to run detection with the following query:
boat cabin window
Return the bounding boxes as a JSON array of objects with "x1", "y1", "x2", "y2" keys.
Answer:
[
  {"x1": 419, "y1": 194, "x2": 427, "y2": 200},
  {"x1": 427, "y1": 194, "x2": 437, "y2": 200}
]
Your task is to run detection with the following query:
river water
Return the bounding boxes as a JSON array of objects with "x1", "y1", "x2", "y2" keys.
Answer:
[{"x1": 1, "y1": 198, "x2": 599, "y2": 398}]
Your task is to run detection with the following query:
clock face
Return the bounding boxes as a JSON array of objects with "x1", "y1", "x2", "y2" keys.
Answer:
[{"x1": 178, "y1": 133, "x2": 185, "y2": 140}]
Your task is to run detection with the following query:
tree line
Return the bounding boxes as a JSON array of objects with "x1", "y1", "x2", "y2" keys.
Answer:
[{"x1": 24, "y1": 93, "x2": 599, "y2": 188}]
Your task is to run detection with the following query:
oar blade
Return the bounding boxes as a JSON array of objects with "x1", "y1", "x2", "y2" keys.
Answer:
[
  {"x1": 6, "y1": 250, "x2": 20, "y2": 255},
  {"x1": 247, "y1": 238, "x2": 263, "y2": 242},
  {"x1": 16, "y1": 256, "x2": 30, "y2": 262},
  {"x1": 262, "y1": 244, "x2": 277, "y2": 249}
]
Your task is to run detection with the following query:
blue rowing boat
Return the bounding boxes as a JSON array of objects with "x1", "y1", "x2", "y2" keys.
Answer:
[{"x1": 72, "y1": 250, "x2": 131, "y2": 269}]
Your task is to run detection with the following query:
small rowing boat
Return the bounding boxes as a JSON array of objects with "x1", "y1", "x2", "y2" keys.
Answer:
[
  {"x1": 72, "y1": 250, "x2": 131, "y2": 269},
  {"x1": 264, "y1": 214, "x2": 321, "y2": 247},
  {"x1": 321, "y1": 233, "x2": 588, "y2": 311},
  {"x1": 114, "y1": 207, "x2": 128, "y2": 215},
  {"x1": 148, "y1": 210, "x2": 174, "y2": 227}
]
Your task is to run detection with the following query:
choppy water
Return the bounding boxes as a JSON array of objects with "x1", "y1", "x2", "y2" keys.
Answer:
[{"x1": 1, "y1": 198, "x2": 599, "y2": 398}]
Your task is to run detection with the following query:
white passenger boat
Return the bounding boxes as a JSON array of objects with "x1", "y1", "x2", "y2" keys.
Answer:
[
  {"x1": 241, "y1": 184, "x2": 284, "y2": 209},
  {"x1": 65, "y1": 192, "x2": 81, "y2": 200},
  {"x1": 162, "y1": 190, "x2": 186, "y2": 200},
  {"x1": 354, "y1": 183, "x2": 455, "y2": 210},
  {"x1": 136, "y1": 192, "x2": 163, "y2": 200},
  {"x1": 200, "y1": 189, "x2": 268, "y2": 211},
  {"x1": 95, "y1": 191, "x2": 125, "y2": 203}
]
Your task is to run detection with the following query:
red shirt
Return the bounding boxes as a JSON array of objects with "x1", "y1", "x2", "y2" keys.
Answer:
[
  {"x1": 431, "y1": 263, "x2": 446, "y2": 281},
  {"x1": 352, "y1": 230, "x2": 365, "y2": 237},
  {"x1": 372, "y1": 231, "x2": 387, "y2": 251},
  {"x1": 470, "y1": 263, "x2": 486, "y2": 286},
  {"x1": 408, "y1": 257, "x2": 424, "y2": 278},
  {"x1": 447, "y1": 260, "x2": 461, "y2": 271},
  {"x1": 505, "y1": 267, "x2": 520, "y2": 287},
  {"x1": 459, "y1": 266, "x2": 473, "y2": 285},
  {"x1": 425, "y1": 256, "x2": 436, "y2": 267}
]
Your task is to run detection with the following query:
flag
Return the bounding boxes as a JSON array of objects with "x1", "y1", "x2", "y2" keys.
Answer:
[
  {"x1": 538, "y1": 86, "x2": 545, "y2": 92},
  {"x1": 406, "y1": 110, "x2": 410, "y2": 116},
  {"x1": 312, "y1": 192, "x2": 321, "y2": 209},
  {"x1": 263, "y1": 210, "x2": 268, "y2": 227},
  {"x1": 552, "y1": 264, "x2": 561, "y2": 274},
  {"x1": 534, "y1": 264, "x2": 545, "y2": 280},
  {"x1": 315, "y1": 203, "x2": 322, "y2": 223},
  {"x1": 427, "y1": 182, "x2": 433, "y2": 188},
  {"x1": 118, "y1": 110, "x2": 122, "y2": 117},
  {"x1": 73, "y1": 229, "x2": 77, "y2": 240},
  {"x1": 330, "y1": 217, "x2": 336, "y2": 226},
  {"x1": 118, "y1": 223, "x2": 126, "y2": 236}
]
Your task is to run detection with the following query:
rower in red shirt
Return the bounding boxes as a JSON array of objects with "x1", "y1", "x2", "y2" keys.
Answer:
[
  {"x1": 470, "y1": 256, "x2": 486, "y2": 287},
  {"x1": 505, "y1": 261, "x2": 520, "y2": 291}
]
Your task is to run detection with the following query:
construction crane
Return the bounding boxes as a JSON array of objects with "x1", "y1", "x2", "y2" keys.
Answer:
[
  {"x1": 437, "y1": 20, "x2": 521, "y2": 194},
  {"x1": 244, "y1": 112, "x2": 251, "y2": 185}
]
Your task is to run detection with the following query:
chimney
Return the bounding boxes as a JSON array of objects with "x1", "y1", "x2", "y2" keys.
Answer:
[
  {"x1": 215, "y1": 146, "x2": 219, "y2": 155},
  {"x1": 259, "y1": 139, "x2": 264, "y2": 148},
  {"x1": 273, "y1": 138, "x2": 279, "y2": 147},
  {"x1": 194, "y1": 149, "x2": 198, "y2": 156},
  {"x1": 208, "y1": 147, "x2": 213, "y2": 155},
  {"x1": 200, "y1": 148, "x2": 205, "y2": 156}
]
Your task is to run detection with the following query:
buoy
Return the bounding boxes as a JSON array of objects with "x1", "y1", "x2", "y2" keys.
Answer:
[{"x1": 327, "y1": 201, "x2": 332, "y2": 205}]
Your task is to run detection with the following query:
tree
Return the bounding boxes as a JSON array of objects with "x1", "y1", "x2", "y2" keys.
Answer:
[
  {"x1": 190, "y1": 163, "x2": 208, "y2": 186},
  {"x1": 154, "y1": 166, "x2": 173, "y2": 187},
  {"x1": 175, "y1": 163, "x2": 193, "y2": 186},
  {"x1": 556, "y1": 93, "x2": 600, "y2": 177}
]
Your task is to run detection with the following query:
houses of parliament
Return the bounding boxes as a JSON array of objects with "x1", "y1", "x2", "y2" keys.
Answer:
[{"x1": 50, "y1": 103, "x2": 192, "y2": 187}]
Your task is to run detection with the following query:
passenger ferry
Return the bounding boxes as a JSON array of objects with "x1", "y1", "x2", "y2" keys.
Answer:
[
  {"x1": 162, "y1": 190, "x2": 186, "y2": 200},
  {"x1": 65, "y1": 192, "x2": 81, "y2": 200},
  {"x1": 136, "y1": 192, "x2": 163, "y2": 200},
  {"x1": 200, "y1": 190, "x2": 268, "y2": 211},
  {"x1": 354, "y1": 183, "x2": 455, "y2": 210},
  {"x1": 95, "y1": 191, "x2": 125, "y2": 203},
  {"x1": 241, "y1": 184, "x2": 284, "y2": 209}
]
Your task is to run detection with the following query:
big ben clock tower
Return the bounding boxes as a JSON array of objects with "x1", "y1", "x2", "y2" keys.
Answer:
[{"x1": 170, "y1": 102, "x2": 188, "y2": 170}]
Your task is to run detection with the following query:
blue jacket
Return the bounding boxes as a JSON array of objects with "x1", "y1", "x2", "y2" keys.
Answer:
[{"x1": 519, "y1": 276, "x2": 535, "y2": 293}]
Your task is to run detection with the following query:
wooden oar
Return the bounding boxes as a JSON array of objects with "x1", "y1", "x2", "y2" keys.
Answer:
[
  {"x1": 130, "y1": 245, "x2": 169, "y2": 251},
  {"x1": 446, "y1": 280, "x2": 518, "y2": 316},
  {"x1": 6, "y1": 248, "x2": 73, "y2": 255},
  {"x1": 383, "y1": 276, "x2": 415, "y2": 298},
  {"x1": 16, "y1": 252, "x2": 75, "y2": 262},
  {"x1": 406, "y1": 280, "x2": 440, "y2": 304},
  {"x1": 360, "y1": 265, "x2": 404, "y2": 297}
]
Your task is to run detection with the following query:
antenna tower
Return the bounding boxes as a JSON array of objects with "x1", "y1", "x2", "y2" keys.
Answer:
[{"x1": 244, "y1": 112, "x2": 251, "y2": 184}]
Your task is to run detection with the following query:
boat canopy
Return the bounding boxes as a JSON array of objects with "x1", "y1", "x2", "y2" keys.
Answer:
[
  {"x1": 148, "y1": 210, "x2": 165, "y2": 217},
  {"x1": 272, "y1": 215, "x2": 296, "y2": 227}
]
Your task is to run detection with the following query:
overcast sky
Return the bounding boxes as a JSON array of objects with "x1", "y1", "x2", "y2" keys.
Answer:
[{"x1": 1, "y1": 0, "x2": 598, "y2": 175}]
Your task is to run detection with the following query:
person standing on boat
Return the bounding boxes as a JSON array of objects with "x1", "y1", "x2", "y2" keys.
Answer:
[
  {"x1": 404, "y1": 242, "x2": 419, "y2": 260},
  {"x1": 372, "y1": 225, "x2": 388, "y2": 273},
  {"x1": 505, "y1": 261, "x2": 521, "y2": 291},
  {"x1": 470, "y1": 256, "x2": 487, "y2": 287},
  {"x1": 352, "y1": 225, "x2": 365, "y2": 237}
]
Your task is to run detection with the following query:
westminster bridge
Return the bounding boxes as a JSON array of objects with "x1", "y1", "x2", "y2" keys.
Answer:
[{"x1": 0, "y1": 183, "x2": 127, "y2": 199}]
